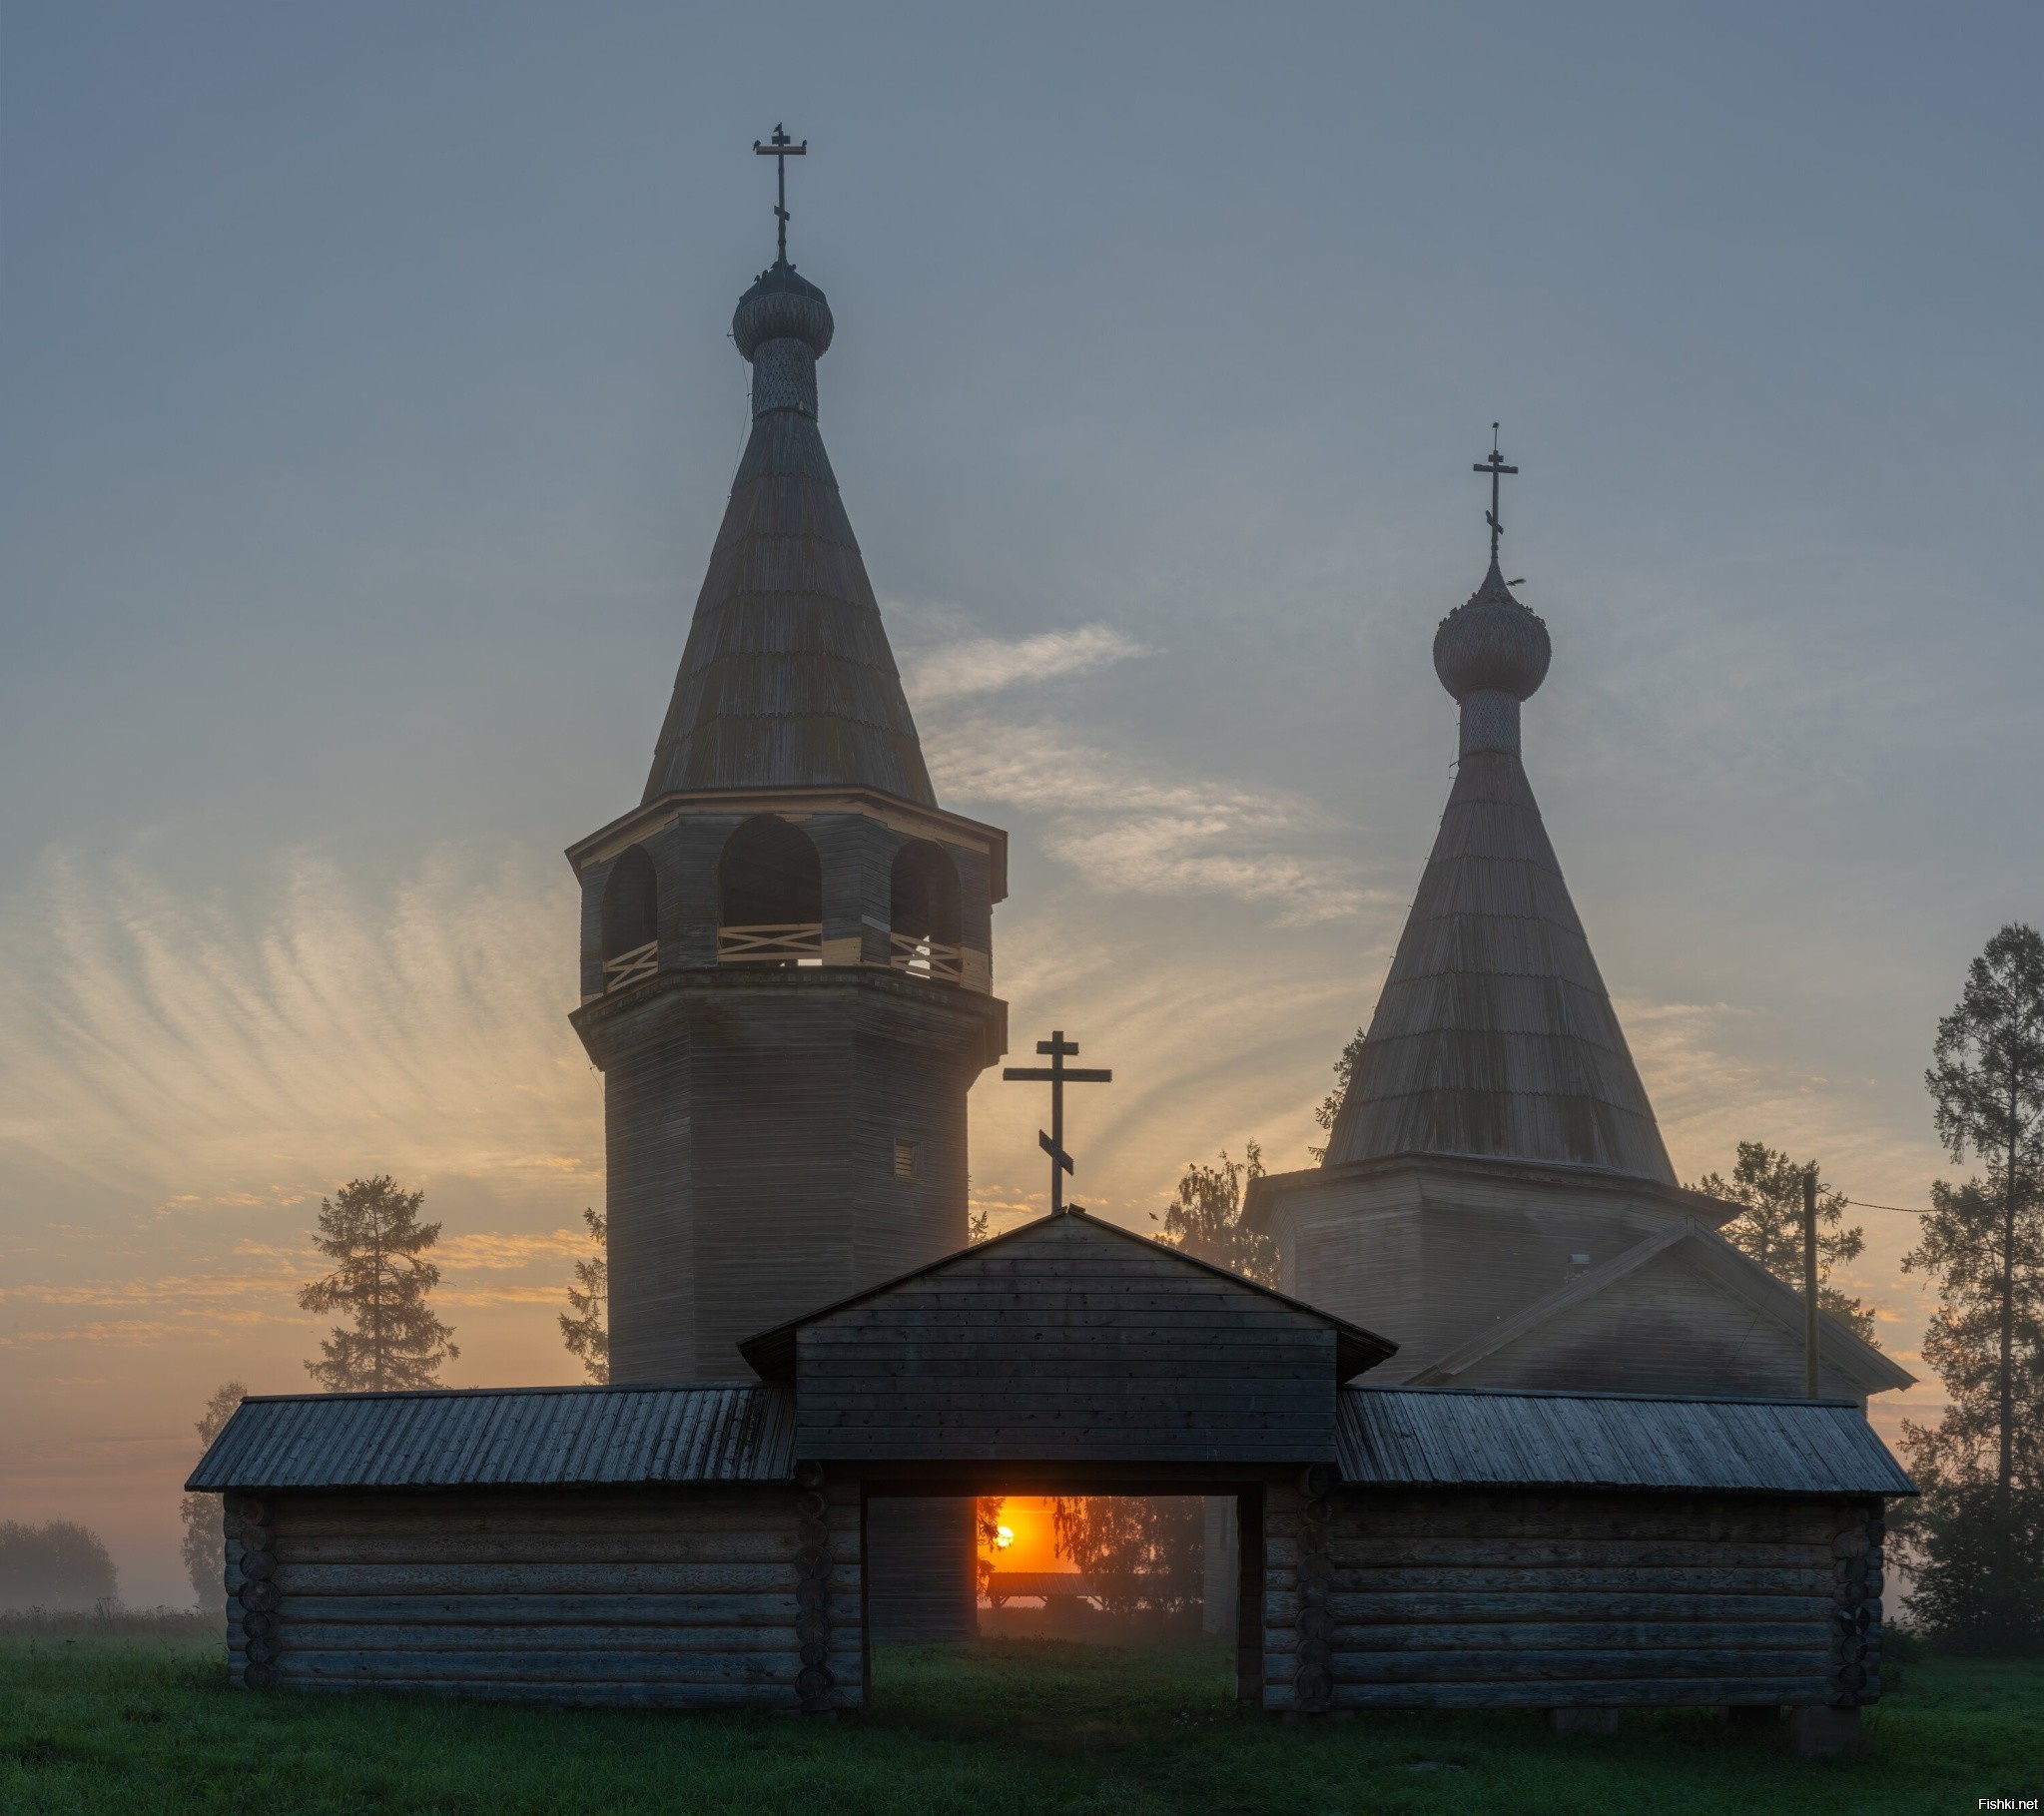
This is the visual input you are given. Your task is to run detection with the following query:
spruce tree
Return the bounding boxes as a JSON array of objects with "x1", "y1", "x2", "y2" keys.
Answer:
[
  {"x1": 559, "y1": 1206, "x2": 609, "y2": 1384},
  {"x1": 179, "y1": 1381, "x2": 246, "y2": 1612},
  {"x1": 298, "y1": 1176, "x2": 458, "y2": 1392},
  {"x1": 1901, "y1": 922, "x2": 2044, "y2": 1652},
  {"x1": 1693, "y1": 1141, "x2": 1876, "y2": 1341}
]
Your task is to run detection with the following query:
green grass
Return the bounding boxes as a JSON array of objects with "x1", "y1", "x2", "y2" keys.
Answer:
[{"x1": 2, "y1": 1633, "x2": 2039, "y2": 1814}]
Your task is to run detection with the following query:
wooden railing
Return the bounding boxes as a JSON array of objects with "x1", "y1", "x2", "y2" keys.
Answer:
[
  {"x1": 718, "y1": 922, "x2": 824, "y2": 965},
  {"x1": 601, "y1": 939, "x2": 658, "y2": 993},
  {"x1": 889, "y1": 931, "x2": 965, "y2": 983}
]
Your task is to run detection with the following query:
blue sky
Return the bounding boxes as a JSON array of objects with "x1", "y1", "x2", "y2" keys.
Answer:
[{"x1": 2, "y1": 1, "x2": 2039, "y2": 1601}]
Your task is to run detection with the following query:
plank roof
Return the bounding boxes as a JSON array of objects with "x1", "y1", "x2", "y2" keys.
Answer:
[
  {"x1": 641, "y1": 276, "x2": 935, "y2": 806},
  {"x1": 1404, "y1": 1217, "x2": 1916, "y2": 1396},
  {"x1": 1324, "y1": 744, "x2": 1677, "y2": 1184},
  {"x1": 1337, "y1": 1384, "x2": 1916, "y2": 1497},
  {"x1": 186, "y1": 1384, "x2": 795, "y2": 1492}
]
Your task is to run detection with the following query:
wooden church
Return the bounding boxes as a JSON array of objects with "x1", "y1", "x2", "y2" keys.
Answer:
[
  {"x1": 191, "y1": 148, "x2": 1910, "y2": 1756},
  {"x1": 1245, "y1": 498, "x2": 1912, "y2": 1410}
]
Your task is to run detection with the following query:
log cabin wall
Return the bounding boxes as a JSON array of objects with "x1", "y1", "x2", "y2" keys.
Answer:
[
  {"x1": 222, "y1": 1481, "x2": 863, "y2": 1711},
  {"x1": 1260, "y1": 1482, "x2": 1884, "y2": 1714}
]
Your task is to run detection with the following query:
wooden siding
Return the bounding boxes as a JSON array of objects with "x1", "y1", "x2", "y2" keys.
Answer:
[
  {"x1": 223, "y1": 1483, "x2": 864, "y2": 1711},
  {"x1": 1260, "y1": 1483, "x2": 1885, "y2": 1712},
  {"x1": 581, "y1": 970, "x2": 1000, "y2": 1385},
  {"x1": 865, "y1": 1499, "x2": 979, "y2": 1643},
  {"x1": 794, "y1": 1214, "x2": 1341, "y2": 1463}
]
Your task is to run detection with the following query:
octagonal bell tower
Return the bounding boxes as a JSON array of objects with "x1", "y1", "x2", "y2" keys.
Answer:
[{"x1": 566, "y1": 227, "x2": 1008, "y2": 1390}]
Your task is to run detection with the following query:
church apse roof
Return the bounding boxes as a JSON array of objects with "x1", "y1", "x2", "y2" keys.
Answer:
[{"x1": 641, "y1": 257, "x2": 936, "y2": 808}]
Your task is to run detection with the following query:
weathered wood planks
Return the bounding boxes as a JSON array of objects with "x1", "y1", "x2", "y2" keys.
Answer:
[
  {"x1": 1258, "y1": 1483, "x2": 1886, "y2": 1715},
  {"x1": 239, "y1": 1483, "x2": 864, "y2": 1712},
  {"x1": 792, "y1": 1213, "x2": 1349, "y2": 1464}
]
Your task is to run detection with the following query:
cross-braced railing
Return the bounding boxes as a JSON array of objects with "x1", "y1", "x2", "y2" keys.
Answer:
[
  {"x1": 889, "y1": 931, "x2": 965, "y2": 983},
  {"x1": 717, "y1": 922, "x2": 824, "y2": 964},
  {"x1": 601, "y1": 939, "x2": 659, "y2": 992}
]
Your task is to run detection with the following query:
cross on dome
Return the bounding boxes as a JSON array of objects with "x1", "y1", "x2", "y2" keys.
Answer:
[
  {"x1": 753, "y1": 123, "x2": 808, "y2": 265},
  {"x1": 1473, "y1": 423, "x2": 1519, "y2": 565}
]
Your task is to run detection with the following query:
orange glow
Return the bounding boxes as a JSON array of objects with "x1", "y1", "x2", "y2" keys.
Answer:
[{"x1": 976, "y1": 1496, "x2": 1066, "y2": 1576}]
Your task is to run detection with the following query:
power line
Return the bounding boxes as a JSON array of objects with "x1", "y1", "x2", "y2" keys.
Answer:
[{"x1": 1841, "y1": 1198, "x2": 1932, "y2": 1216}]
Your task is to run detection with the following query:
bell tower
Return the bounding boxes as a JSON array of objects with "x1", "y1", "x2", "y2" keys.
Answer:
[{"x1": 566, "y1": 153, "x2": 1008, "y2": 1390}]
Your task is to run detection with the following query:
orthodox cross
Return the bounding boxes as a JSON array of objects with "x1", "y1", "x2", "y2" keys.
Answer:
[
  {"x1": 1473, "y1": 423, "x2": 1518, "y2": 562},
  {"x1": 753, "y1": 123, "x2": 807, "y2": 264},
  {"x1": 1003, "y1": 1029, "x2": 1111, "y2": 1216}
]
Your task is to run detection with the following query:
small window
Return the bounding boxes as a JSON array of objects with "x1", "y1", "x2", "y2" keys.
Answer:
[{"x1": 894, "y1": 1139, "x2": 922, "y2": 1181}]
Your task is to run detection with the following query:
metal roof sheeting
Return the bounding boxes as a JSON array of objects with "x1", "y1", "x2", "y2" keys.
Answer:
[
  {"x1": 186, "y1": 1385, "x2": 796, "y2": 1492},
  {"x1": 1338, "y1": 1386, "x2": 1916, "y2": 1497}
]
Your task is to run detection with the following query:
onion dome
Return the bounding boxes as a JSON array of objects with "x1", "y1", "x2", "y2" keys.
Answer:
[
  {"x1": 732, "y1": 259, "x2": 834, "y2": 361},
  {"x1": 1433, "y1": 557, "x2": 1551, "y2": 704}
]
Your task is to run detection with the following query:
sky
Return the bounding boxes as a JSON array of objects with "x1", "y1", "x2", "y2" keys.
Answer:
[{"x1": 2, "y1": 1, "x2": 2039, "y2": 1606}]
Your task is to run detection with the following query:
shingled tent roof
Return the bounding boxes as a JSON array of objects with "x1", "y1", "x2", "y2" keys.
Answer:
[
  {"x1": 1324, "y1": 561, "x2": 1676, "y2": 1184},
  {"x1": 641, "y1": 261, "x2": 936, "y2": 807}
]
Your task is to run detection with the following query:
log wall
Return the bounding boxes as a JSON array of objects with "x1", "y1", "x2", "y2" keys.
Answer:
[
  {"x1": 221, "y1": 1480, "x2": 864, "y2": 1710},
  {"x1": 1260, "y1": 1481, "x2": 1884, "y2": 1713}
]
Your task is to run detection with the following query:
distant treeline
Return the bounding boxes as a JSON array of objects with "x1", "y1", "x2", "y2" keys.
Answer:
[{"x1": 0, "y1": 1519, "x2": 118, "y2": 1613}]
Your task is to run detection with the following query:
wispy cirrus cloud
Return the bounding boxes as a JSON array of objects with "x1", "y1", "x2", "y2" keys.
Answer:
[
  {"x1": 0, "y1": 845, "x2": 599, "y2": 1202},
  {"x1": 928, "y1": 720, "x2": 1375, "y2": 924},
  {"x1": 904, "y1": 623, "x2": 1149, "y2": 702}
]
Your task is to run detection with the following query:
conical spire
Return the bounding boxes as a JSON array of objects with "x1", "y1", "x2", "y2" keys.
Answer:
[
  {"x1": 641, "y1": 248, "x2": 936, "y2": 807},
  {"x1": 1324, "y1": 454, "x2": 1674, "y2": 1184}
]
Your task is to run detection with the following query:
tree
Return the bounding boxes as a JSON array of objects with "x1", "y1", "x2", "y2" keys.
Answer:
[
  {"x1": 1308, "y1": 1026, "x2": 1369, "y2": 1163},
  {"x1": 178, "y1": 1380, "x2": 246, "y2": 1612},
  {"x1": 1898, "y1": 924, "x2": 2044, "y2": 1651},
  {"x1": 1051, "y1": 1498, "x2": 1204, "y2": 1617},
  {"x1": 1692, "y1": 1141, "x2": 1876, "y2": 1342},
  {"x1": 559, "y1": 1207, "x2": 609, "y2": 1384},
  {"x1": 298, "y1": 1175, "x2": 458, "y2": 1391},
  {"x1": 0, "y1": 1521, "x2": 118, "y2": 1612},
  {"x1": 1150, "y1": 1143, "x2": 1278, "y2": 1287}
]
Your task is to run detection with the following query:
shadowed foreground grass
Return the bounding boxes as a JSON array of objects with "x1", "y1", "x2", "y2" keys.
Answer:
[{"x1": 2, "y1": 1633, "x2": 2039, "y2": 1814}]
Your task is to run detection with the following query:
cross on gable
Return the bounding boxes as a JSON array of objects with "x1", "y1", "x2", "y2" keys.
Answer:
[
  {"x1": 1002, "y1": 1028, "x2": 1111, "y2": 1215},
  {"x1": 752, "y1": 123, "x2": 808, "y2": 264}
]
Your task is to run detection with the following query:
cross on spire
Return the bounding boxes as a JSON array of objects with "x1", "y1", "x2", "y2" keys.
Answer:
[
  {"x1": 1003, "y1": 1029, "x2": 1111, "y2": 1216},
  {"x1": 1473, "y1": 423, "x2": 1519, "y2": 563},
  {"x1": 753, "y1": 123, "x2": 808, "y2": 265}
]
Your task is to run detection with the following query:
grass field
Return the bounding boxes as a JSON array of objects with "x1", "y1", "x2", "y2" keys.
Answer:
[{"x1": 3, "y1": 1632, "x2": 2040, "y2": 1815}]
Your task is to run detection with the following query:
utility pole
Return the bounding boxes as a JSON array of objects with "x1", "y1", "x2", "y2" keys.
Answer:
[{"x1": 1803, "y1": 1166, "x2": 1820, "y2": 1399}]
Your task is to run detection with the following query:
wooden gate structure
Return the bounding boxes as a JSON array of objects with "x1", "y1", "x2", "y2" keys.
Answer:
[{"x1": 192, "y1": 1207, "x2": 1908, "y2": 1756}]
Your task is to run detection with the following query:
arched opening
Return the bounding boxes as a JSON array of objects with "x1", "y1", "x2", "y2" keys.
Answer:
[
  {"x1": 599, "y1": 847, "x2": 659, "y2": 991},
  {"x1": 718, "y1": 816, "x2": 824, "y2": 964},
  {"x1": 889, "y1": 840, "x2": 964, "y2": 982}
]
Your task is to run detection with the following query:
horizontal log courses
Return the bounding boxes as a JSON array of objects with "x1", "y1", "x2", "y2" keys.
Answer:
[
  {"x1": 1259, "y1": 1485, "x2": 1877, "y2": 1713},
  {"x1": 246, "y1": 1485, "x2": 863, "y2": 1711}
]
